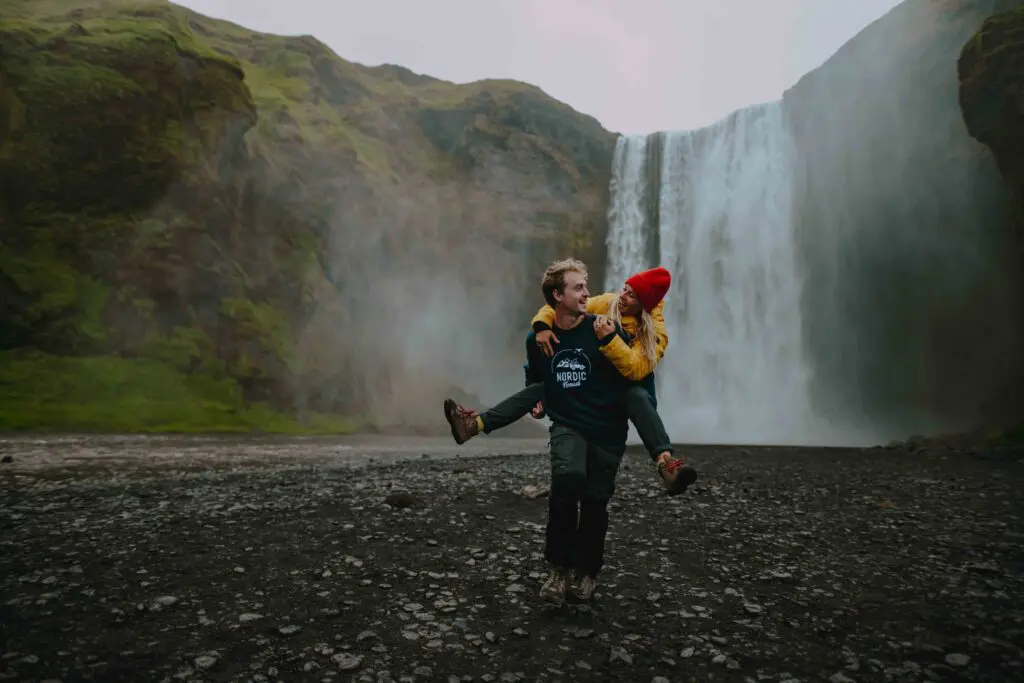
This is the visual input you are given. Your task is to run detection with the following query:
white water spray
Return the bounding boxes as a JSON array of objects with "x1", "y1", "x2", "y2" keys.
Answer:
[
  {"x1": 604, "y1": 135, "x2": 651, "y2": 291},
  {"x1": 612, "y1": 103, "x2": 830, "y2": 445}
]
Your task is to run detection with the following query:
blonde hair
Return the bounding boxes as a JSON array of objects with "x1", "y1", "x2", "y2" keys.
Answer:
[
  {"x1": 606, "y1": 297, "x2": 658, "y2": 366},
  {"x1": 541, "y1": 258, "x2": 588, "y2": 308}
]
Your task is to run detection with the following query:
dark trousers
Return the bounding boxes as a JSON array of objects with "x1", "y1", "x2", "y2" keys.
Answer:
[
  {"x1": 543, "y1": 424, "x2": 623, "y2": 577},
  {"x1": 479, "y1": 383, "x2": 674, "y2": 459}
]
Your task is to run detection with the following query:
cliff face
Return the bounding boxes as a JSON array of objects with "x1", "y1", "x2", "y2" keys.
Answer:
[
  {"x1": 959, "y1": 7, "x2": 1024, "y2": 255},
  {"x1": 0, "y1": 0, "x2": 616, "y2": 431},
  {"x1": 782, "y1": 0, "x2": 1024, "y2": 436}
]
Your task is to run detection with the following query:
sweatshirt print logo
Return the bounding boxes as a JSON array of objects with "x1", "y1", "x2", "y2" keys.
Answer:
[{"x1": 551, "y1": 349, "x2": 591, "y2": 389}]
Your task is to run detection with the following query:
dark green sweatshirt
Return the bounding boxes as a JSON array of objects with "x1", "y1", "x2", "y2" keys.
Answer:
[{"x1": 525, "y1": 314, "x2": 632, "y2": 452}]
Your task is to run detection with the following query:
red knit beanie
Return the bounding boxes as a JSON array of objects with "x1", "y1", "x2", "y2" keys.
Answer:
[{"x1": 625, "y1": 266, "x2": 671, "y2": 313}]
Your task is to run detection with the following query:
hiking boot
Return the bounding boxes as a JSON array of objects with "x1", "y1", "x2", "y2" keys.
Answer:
[
  {"x1": 539, "y1": 568, "x2": 569, "y2": 605},
  {"x1": 570, "y1": 572, "x2": 599, "y2": 601},
  {"x1": 443, "y1": 398, "x2": 480, "y2": 445},
  {"x1": 656, "y1": 452, "x2": 698, "y2": 496}
]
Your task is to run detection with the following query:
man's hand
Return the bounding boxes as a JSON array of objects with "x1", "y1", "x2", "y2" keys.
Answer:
[
  {"x1": 536, "y1": 329, "x2": 559, "y2": 357},
  {"x1": 594, "y1": 315, "x2": 615, "y2": 339},
  {"x1": 530, "y1": 401, "x2": 545, "y2": 419}
]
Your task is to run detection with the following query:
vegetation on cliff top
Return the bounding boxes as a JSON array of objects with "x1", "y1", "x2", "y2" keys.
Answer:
[{"x1": 0, "y1": 0, "x2": 616, "y2": 433}]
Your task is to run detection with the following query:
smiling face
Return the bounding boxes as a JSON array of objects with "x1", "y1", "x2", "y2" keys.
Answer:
[
  {"x1": 617, "y1": 283, "x2": 642, "y2": 316},
  {"x1": 541, "y1": 259, "x2": 590, "y2": 314},
  {"x1": 554, "y1": 269, "x2": 589, "y2": 316}
]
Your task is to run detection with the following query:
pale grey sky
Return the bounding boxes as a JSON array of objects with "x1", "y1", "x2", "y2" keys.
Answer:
[{"x1": 177, "y1": 0, "x2": 903, "y2": 134}]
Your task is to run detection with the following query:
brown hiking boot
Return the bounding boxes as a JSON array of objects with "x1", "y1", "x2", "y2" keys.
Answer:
[
  {"x1": 656, "y1": 452, "x2": 698, "y2": 496},
  {"x1": 539, "y1": 568, "x2": 569, "y2": 605},
  {"x1": 443, "y1": 398, "x2": 480, "y2": 445},
  {"x1": 570, "y1": 572, "x2": 599, "y2": 601}
]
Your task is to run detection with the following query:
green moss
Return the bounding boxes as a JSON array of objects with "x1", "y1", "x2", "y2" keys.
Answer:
[
  {"x1": 0, "y1": 239, "x2": 111, "y2": 350},
  {"x1": 0, "y1": 0, "x2": 615, "y2": 434},
  {"x1": 220, "y1": 297, "x2": 297, "y2": 372},
  {"x1": 140, "y1": 325, "x2": 210, "y2": 371},
  {"x1": 0, "y1": 350, "x2": 359, "y2": 433}
]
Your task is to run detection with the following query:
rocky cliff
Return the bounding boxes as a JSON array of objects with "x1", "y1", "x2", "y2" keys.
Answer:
[
  {"x1": 959, "y1": 7, "x2": 1024, "y2": 257},
  {"x1": 782, "y1": 0, "x2": 1024, "y2": 437},
  {"x1": 0, "y1": 0, "x2": 616, "y2": 431}
]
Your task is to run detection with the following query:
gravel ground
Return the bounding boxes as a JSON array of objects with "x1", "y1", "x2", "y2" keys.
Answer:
[{"x1": 1, "y1": 435, "x2": 1023, "y2": 683}]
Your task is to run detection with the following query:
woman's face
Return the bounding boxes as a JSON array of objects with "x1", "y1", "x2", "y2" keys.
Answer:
[{"x1": 618, "y1": 284, "x2": 642, "y2": 316}]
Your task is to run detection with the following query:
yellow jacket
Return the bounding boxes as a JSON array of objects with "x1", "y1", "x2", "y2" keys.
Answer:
[{"x1": 530, "y1": 292, "x2": 669, "y2": 381}]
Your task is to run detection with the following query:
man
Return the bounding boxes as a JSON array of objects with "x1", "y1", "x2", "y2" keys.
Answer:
[
  {"x1": 443, "y1": 266, "x2": 696, "y2": 496},
  {"x1": 518, "y1": 258, "x2": 637, "y2": 604}
]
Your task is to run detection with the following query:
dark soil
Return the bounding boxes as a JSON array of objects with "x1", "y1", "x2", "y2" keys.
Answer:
[{"x1": 1, "y1": 436, "x2": 1023, "y2": 683}]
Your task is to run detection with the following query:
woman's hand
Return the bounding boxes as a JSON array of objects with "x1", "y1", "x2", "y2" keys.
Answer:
[
  {"x1": 536, "y1": 329, "x2": 559, "y2": 356},
  {"x1": 594, "y1": 315, "x2": 615, "y2": 339}
]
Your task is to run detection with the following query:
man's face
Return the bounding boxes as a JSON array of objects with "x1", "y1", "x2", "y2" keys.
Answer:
[
  {"x1": 555, "y1": 270, "x2": 589, "y2": 315},
  {"x1": 618, "y1": 284, "x2": 642, "y2": 316}
]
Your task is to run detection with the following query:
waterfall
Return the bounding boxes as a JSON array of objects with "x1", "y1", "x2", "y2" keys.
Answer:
[
  {"x1": 608, "y1": 102, "x2": 826, "y2": 445},
  {"x1": 597, "y1": 1, "x2": 1024, "y2": 446},
  {"x1": 604, "y1": 135, "x2": 653, "y2": 290}
]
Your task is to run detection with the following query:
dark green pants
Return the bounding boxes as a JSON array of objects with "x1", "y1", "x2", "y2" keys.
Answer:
[
  {"x1": 480, "y1": 383, "x2": 673, "y2": 459},
  {"x1": 543, "y1": 424, "x2": 624, "y2": 577}
]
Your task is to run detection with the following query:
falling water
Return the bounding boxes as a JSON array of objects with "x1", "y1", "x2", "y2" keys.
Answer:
[
  {"x1": 604, "y1": 135, "x2": 652, "y2": 290},
  {"x1": 612, "y1": 103, "x2": 825, "y2": 445}
]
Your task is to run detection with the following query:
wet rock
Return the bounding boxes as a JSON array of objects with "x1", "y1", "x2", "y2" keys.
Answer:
[
  {"x1": 743, "y1": 602, "x2": 764, "y2": 615},
  {"x1": 194, "y1": 655, "x2": 217, "y2": 670},
  {"x1": 945, "y1": 653, "x2": 971, "y2": 667},
  {"x1": 517, "y1": 484, "x2": 549, "y2": 499},
  {"x1": 2, "y1": 437, "x2": 1022, "y2": 682},
  {"x1": 150, "y1": 595, "x2": 178, "y2": 610},
  {"x1": 335, "y1": 653, "x2": 363, "y2": 671},
  {"x1": 384, "y1": 492, "x2": 418, "y2": 508}
]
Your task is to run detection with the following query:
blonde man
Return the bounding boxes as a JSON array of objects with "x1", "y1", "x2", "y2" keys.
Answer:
[
  {"x1": 444, "y1": 266, "x2": 696, "y2": 496},
  {"x1": 519, "y1": 258, "x2": 632, "y2": 603}
]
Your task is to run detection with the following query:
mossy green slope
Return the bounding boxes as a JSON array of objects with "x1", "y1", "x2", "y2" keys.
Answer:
[{"x1": 0, "y1": 0, "x2": 616, "y2": 433}]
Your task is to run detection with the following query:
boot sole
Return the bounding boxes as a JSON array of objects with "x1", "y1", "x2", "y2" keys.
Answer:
[
  {"x1": 666, "y1": 465, "x2": 698, "y2": 496},
  {"x1": 569, "y1": 587, "x2": 597, "y2": 602},
  {"x1": 442, "y1": 398, "x2": 466, "y2": 445},
  {"x1": 539, "y1": 590, "x2": 565, "y2": 606}
]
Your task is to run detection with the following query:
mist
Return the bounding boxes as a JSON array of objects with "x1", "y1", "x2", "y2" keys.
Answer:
[
  {"x1": 285, "y1": 176, "x2": 558, "y2": 435},
  {"x1": 599, "y1": 0, "x2": 1023, "y2": 447},
  {"x1": 50, "y1": 0, "x2": 1017, "y2": 444},
  {"x1": 784, "y1": 0, "x2": 1024, "y2": 440}
]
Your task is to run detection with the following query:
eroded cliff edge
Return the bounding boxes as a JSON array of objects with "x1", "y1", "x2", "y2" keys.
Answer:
[
  {"x1": 959, "y1": 7, "x2": 1023, "y2": 258},
  {"x1": 783, "y1": 0, "x2": 1024, "y2": 437},
  {"x1": 0, "y1": 0, "x2": 616, "y2": 431}
]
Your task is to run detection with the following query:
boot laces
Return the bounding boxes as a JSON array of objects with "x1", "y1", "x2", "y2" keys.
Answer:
[
  {"x1": 663, "y1": 457, "x2": 686, "y2": 474},
  {"x1": 455, "y1": 405, "x2": 478, "y2": 419}
]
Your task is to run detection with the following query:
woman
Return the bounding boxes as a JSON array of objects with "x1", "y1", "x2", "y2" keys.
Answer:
[{"x1": 443, "y1": 266, "x2": 697, "y2": 496}]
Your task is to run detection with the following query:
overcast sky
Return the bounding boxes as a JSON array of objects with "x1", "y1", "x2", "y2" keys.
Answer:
[{"x1": 177, "y1": 0, "x2": 903, "y2": 134}]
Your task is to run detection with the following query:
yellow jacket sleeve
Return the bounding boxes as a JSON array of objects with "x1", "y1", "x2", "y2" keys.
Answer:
[
  {"x1": 530, "y1": 303, "x2": 556, "y2": 331},
  {"x1": 598, "y1": 301, "x2": 670, "y2": 381},
  {"x1": 599, "y1": 335, "x2": 657, "y2": 380},
  {"x1": 585, "y1": 292, "x2": 616, "y2": 315},
  {"x1": 530, "y1": 292, "x2": 617, "y2": 331}
]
